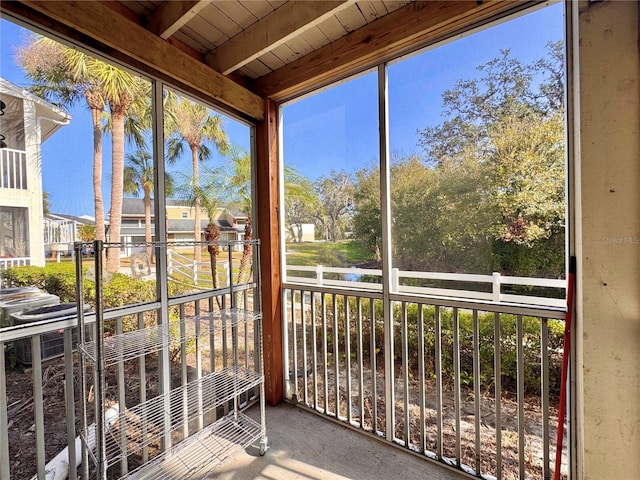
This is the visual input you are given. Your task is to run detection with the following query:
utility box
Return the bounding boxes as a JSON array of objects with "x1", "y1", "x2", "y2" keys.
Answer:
[
  {"x1": 0, "y1": 293, "x2": 60, "y2": 328},
  {"x1": 11, "y1": 303, "x2": 88, "y2": 365}
]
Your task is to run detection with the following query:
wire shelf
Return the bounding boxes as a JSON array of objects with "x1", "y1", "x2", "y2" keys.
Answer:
[
  {"x1": 124, "y1": 412, "x2": 262, "y2": 480},
  {"x1": 79, "y1": 309, "x2": 262, "y2": 366},
  {"x1": 82, "y1": 366, "x2": 263, "y2": 468}
]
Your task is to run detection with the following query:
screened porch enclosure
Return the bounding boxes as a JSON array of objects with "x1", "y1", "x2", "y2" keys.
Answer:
[{"x1": 1, "y1": 0, "x2": 638, "y2": 479}]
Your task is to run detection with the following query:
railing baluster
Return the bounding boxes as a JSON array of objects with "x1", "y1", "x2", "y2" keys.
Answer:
[
  {"x1": 472, "y1": 309, "x2": 482, "y2": 476},
  {"x1": 370, "y1": 299, "x2": 378, "y2": 435},
  {"x1": 116, "y1": 317, "x2": 127, "y2": 477},
  {"x1": 292, "y1": 289, "x2": 298, "y2": 400},
  {"x1": 222, "y1": 301, "x2": 228, "y2": 369},
  {"x1": 208, "y1": 297, "x2": 215, "y2": 373},
  {"x1": 0, "y1": 340, "x2": 10, "y2": 480},
  {"x1": 333, "y1": 293, "x2": 339, "y2": 418},
  {"x1": 137, "y1": 312, "x2": 148, "y2": 463},
  {"x1": 195, "y1": 311, "x2": 203, "y2": 431},
  {"x1": 357, "y1": 297, "x2": 364, "y2": 430},
  {"x1": 402, "y1": 302, "x2": 410, "y2": 447},
  {"x1": 345, "y1": 295, "x2": 352, "y2": 425},
  {"x1": 32, "y1": 335, "x2": 45, "y2": 480},
  {"x1": 418, "y1": 303, "x2": 426, "y2": 454},
  {"x1": 180, "y1": 307, "x2": 188, "y2": 438},
  {"x1": 302, "y1": 290, "x2": 309, "y2": 406},
  {"x1": 311, "y1": 292, "x2": 318, "y2": 410},
  {"x1": 435, "y1": 305, "x2": 443, "y2": 459},
  {"x1": 322, "y1": 293, "x2": 328, "y2": 414},
  {"x1": 63, "y1": 329, "x2": 77, "y2": 480},
  {"x1": 517, "y1": 314, "x2": 526, "y2": 479},
  {"x1": 453, "y1": 307, "x2": 461, "y2": 466},
  {"x1": 495, "y1": 312, "x2": 503, "y2": 479},
  {"x1": 542, "y1": 319, "x2": 550, "y2": 480}
]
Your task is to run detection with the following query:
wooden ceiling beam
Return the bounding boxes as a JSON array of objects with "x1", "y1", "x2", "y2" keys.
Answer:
[
  {"x1": 146, "y1": 1, "x2": 210, "y2": 40},
  {"x1": 254, "y1": 0, "x2": 526, "y2": 101},
  {"x1": 14, "y1": 0, "x2": 263, "y2": 120},
  {"x1": 208, "y1": 0, "x2": 355, "y2": 76}
]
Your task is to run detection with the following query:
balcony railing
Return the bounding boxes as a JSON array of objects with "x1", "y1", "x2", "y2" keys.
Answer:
[
  {"x1": 0, "y1": 284, "x2": 260, "y2": 480},
  {"x1": 2, "y1": 265, "x2": 569, "y2": 479},
  {"x1": 284, "y1": 281, "x2": 569, "y2": 479},
  {"x1": 0, "y1": 257, "x2": 30, "y2": 273},
  {"x1": 0, "y1": 148, "x2": 27, "y2": 190},
  {"x1": 286, "y1": 265, "x2": 566, "y2": 308}
]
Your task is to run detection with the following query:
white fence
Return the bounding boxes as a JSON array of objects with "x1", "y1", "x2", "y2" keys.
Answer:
[
  {"x1": 166, "y1": 249, "x2": 229, "y2": 287},
  {"x1": 0, "y1": 257, "x2": 30, "y2": 271},
  {"x1": 285, "y1": 265, "x2": 566, "y2": 308}
]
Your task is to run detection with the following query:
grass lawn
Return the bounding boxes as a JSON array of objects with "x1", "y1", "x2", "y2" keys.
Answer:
[{"x1": 285, "y1": 240, "x2": 373, "y2": 267}]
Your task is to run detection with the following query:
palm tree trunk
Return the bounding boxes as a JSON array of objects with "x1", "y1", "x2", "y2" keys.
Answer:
[
  {"x1": 237, "y1": 213, "x2": 252, "y2": 284},
  {"x1": 205, "y1": 223, "x2": 221, "y2": 308},
  {"x1": 192, "y1": 145, "x2": 202, "y2": 263},
  {"x1": 106, "y1": 109, "x2": 126, "y2": 272},
  {"x1": 92, "y1": 107, "x2": 105, "y2": 243},
  {"x1": 143, "y1": 187, "x2": 152, "y2": 259}
]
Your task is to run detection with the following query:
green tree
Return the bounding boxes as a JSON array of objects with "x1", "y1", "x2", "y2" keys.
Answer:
[
  {"x1": 79, "y1": 224, "x2": 96, "y2": 244},
  {"x1": 314, "y1": 170, "x2": 355, "y2": 242},
  {"x1": 42, "y1": 191, "x2": 51, "y2": 216},
  {"x1": 165, "y1": 93, "x2": 229, "y2": 263},
  {"x1": 353, "y1": 43, "x2": 565, "y2": 278},
  {"x1": 220, "y1": 147, "x2": 319, "y2": 282},
  {"x1": 417, "y1": 43, "x2": 565, "y2": 277},
  {"x1": 283, "y1": 167, "x2": 321, "y2": 243}
]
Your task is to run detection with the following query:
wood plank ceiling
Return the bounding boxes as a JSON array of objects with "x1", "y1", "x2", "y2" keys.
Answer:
[{"x1": 1, "y1": 1, "x2": 528, "y2": 119}]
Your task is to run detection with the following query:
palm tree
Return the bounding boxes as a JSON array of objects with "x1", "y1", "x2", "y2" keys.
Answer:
[
  {"x1": 18, "y1": 37, "x2": 108, "y2": 246},
  {"x1": 124, "y1": 149, "x2": 173, "y2": 258},
  {"x1": 165, "y1": 93, "x2": 229, "y2": 263},
  {"x1": 100, "y1": 68, "x2": 150, "y2": 271},
  {"x1": 19, "y1": 35, "x2": 150, "y2": 272},
  {"x1": 173, "y1": 166, "x2": 225, "y2": 290},
  {"x1": 220, "y1": 147, "x2": 253, "y2": 284},
  {"x1": 221, "y1": 147, "x2": 318, "y2": 284}
]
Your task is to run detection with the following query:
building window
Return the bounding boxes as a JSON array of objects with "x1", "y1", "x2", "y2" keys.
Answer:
[
  {"x1": 0, "y1": 206, "x2": 29, "y2": 257},
  {"x1": 181, "y1": 212, "x2": 188, "y2": 219}
]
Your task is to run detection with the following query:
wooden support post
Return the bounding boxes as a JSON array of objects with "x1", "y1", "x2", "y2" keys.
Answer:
[{"x1": 256, "y1": 98, "x2": 284, "y2": 405}]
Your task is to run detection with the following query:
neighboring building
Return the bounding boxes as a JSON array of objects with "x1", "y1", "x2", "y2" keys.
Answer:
[
  {"x1": 43, "y1": 212, "x2": 95, "y2": 256},
  {"x1": 120, "y1": 197, "x2": 248, "y2": 255},
  {"x1": 287, "y1": 223, "x2": 315, "y2": 243},
  {"x1": 0, "y1": 77, "x2": 70, "y2": 268}
]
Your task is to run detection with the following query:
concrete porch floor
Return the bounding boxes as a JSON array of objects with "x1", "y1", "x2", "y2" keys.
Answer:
[{"x1": 202, "y1": 403, "x2": 468, "y2": 480}]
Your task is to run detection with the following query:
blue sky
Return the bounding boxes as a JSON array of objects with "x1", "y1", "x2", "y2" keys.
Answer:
[
  {"x1": 0, "y1": 2, "x2": 563, "y2": 217},
  {"x1": 0, "y1": 20, "x2": 251, "y2": 217},
  {"x1": 282, "y1": 2, "x2": 564, "y2": 180}
]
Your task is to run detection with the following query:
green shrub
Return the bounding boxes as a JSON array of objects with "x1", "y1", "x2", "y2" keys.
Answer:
[
  {"x1": 1, "y1": 265, "x2": 48, "y2": 289},
  {"x1": 314, "y1": 295, "x2": 565, "y2": 397}
]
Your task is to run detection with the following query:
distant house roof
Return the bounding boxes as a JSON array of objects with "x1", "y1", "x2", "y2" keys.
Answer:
[
  {"x1": 47, "y1": 212, "x2": 95, "y2": 225},
  {"x1": 121, "y1": 197, "x2": 189, "y2": 216},
  {"x1": 168, "y1": 219, "x2": 236, "y2": 233},
  {"x1": 121, "y1": 198, "x2": 246, "y2": 224}
]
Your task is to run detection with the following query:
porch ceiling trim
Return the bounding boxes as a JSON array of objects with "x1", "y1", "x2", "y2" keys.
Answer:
[
  {"x1": 254, "y1": 0, "x2": 528, "y2": 102},
  {"x1": 11, "y1": 0, "x2": 264, "y2": 120},
  {"x1": 206, "y1": 0, "x2": 356, "y2": 76}
]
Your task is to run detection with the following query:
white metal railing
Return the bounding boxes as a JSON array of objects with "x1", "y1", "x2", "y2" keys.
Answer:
[
  {"x1": 0, "y1": 148, "x2": 28, "y2": 190},
  {"x1": 283, "y1": 283, "x2": 568, "y2": 480},
  {"x1": 286, "y1": 264, "x2": 566, "y2": 308},
  {"x1": 166, "y1": 249, "x2": 229, "y2": 288},
  {"x1": 0, "y1": 285, "x2": 260, "y2": 480},
  {"x1": 0, "y1": 257, "x2": 30, "y2": 271}
]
